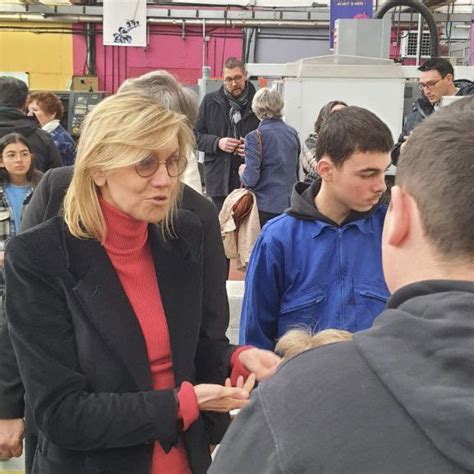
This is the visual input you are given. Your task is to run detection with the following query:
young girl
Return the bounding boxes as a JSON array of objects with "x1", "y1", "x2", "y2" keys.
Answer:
[{"x1": 0, "y1": 133, "x2": 43, "y2": 264}]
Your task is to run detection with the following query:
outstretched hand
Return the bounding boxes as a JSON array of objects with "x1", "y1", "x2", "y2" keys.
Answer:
[
  {"x1": 238, "y1": 348, "x2": 281, "y2": 381},
  {"x1": 194, "y1": 377, "x2": 253, "y2": 413}
]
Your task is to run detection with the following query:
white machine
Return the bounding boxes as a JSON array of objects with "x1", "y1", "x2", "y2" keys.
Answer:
[
  {"x1": 247, "y1": 56, "x2": 474, "y2": 149},
  {"x1": 248, "y1": 55, "x2": 406, "y2": 145}
]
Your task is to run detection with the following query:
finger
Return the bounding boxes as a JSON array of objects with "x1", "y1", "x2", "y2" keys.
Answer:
[
  {"x1": 212, "y1": 398, "x2": 249, "y2": 413},
  {"x1": 221, "y1": 386, "x2": 249, "y2": 400},
  {"x1": 236, "y1": 375, "x2": 244, "y2": 388},
  {"x1": 224, "y1": 377, "x2": 231, "y2": 387},
  {"x1": 10, "y1": 443, "x2": 23, "y2": 458},
  {"x1": 243, "y1": 373, "x2": 256, "y2": 392}
]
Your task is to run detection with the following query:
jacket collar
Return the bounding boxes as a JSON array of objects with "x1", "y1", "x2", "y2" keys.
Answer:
[{"x1": 311, "y1": 215, "x2": 375, "y2": 238}]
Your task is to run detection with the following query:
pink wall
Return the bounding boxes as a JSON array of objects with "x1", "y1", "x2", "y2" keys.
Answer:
[{"x1": 73, "y1": 25, "x2": 243, "y2": 93}]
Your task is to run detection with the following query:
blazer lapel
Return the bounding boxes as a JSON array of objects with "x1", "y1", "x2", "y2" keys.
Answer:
[
  {"x1": 148, "y1": 223, "x2": 203, "y2": 385},
  {"x1": 65, "y1": 232, "x2": 152, "y2": 391}
]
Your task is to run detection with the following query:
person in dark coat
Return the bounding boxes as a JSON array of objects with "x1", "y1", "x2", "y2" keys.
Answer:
[
  {"x1": 391, "y1": 57, "x2": 474, "y2": 164},
  {"x1": 2, "y1": 91, "x2": 279, "y2": 474},
  {"x1": 0, "y1": 77, "x2": 63, "y2": 172},
  {"x1": 0, "y1": 166, "x2": 232, "y2": 472},
  {"x1": 210, "y1": 102, "x2": 474, "y2": 473},
  {"x1": 194, "y1": 57, "x2": 259, "y2": 212}
]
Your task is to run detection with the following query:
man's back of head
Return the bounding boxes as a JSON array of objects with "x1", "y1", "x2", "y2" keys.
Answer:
[
  {"x1": 383, "y1": 104, "x2": 474, "y2": 292},
  {"x1": 0, "y1": 77, "x2": 28, "y2": 110}
]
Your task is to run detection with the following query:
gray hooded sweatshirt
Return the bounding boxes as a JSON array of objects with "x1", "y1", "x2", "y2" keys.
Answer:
[{"x1": 210, "y1": 280, "x2": 474, "y2": 473}]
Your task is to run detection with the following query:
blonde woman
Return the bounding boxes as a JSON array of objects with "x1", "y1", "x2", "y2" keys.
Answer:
[{"x1": 4, "y1": 91, "x2": 279, "y2": 474}]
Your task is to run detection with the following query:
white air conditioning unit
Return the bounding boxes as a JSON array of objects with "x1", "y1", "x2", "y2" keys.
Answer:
[{"x1": 400, "y1": 30, "x2": 431, "y2": 58}]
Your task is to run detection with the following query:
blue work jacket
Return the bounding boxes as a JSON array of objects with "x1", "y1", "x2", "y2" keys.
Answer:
[{"x1": 239, "y1": 205, "x2": 390, "y2": 350}]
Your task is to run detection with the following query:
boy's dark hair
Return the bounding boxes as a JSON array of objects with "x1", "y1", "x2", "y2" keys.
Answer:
[
  {"x1": 316, "y1": 106, "x2": 393, "y2": 165},
  {"x1": 223, "y1": 57, "x2": 246, "y2": 72},
  {"x1": 0, "y1": 133, "x2": 43, "y2": 186},
  {"x1": 0, "y1": 76, "x2": 29, "y2": 109},
  {"x1": 418, "y1": 57, "x2": 454, "y2": 78},
  {"x1": 396, "y1": 108, "x2": 474, "y2": 260}
]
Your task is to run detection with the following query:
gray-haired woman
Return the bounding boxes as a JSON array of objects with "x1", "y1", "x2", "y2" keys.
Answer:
[{"x1": 240, "y1": 87, "x2": 300, "y2": 227}]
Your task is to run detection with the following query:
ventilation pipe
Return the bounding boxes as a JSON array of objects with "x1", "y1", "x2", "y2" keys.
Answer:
[{"x1": 374, "y1": 0, "x2": 439, "y2": 57}]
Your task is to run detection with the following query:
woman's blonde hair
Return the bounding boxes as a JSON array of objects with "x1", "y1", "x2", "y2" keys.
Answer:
[
  {"x1": 275, "y1": 328, "x2": 353, "y2": 360},
  {"x1": 63, "y1": 90, "x2": 194, "y2": 242}
]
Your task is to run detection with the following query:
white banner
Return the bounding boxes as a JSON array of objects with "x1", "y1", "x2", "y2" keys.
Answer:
[{"x1": 103, "y1": 0, "x2": 147, "y2": 47}]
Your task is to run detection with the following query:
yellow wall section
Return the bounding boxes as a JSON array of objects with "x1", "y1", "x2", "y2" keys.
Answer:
[{"x1": 0, "y1": 22, "x2": 73, "y2": 90}]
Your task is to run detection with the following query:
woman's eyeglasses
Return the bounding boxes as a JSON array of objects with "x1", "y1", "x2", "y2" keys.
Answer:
[{"x1": 135, "y1": 155, "x2": 187, "y2": 178}]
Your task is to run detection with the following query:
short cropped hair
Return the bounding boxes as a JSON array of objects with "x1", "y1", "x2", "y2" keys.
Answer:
[
  {"x1": 252, "y1": 87, "x2": 283, "y2": 120},
  {"x1": 63, "y1": 91, "x2": 193, "y2": 243},
  {"x1": 396, "y1": 108, "x2": 474, "y2": 260},
  {"x1": 223, "y1": 57, "x2": 246, "y2": 72},
  {"x1": 27, "y1": 92, "x2": 64, "y2": 120},
  {"x1": 440, "y1": 95, "x2": 474, "y2": 113},
  {"x1": 0, "y1": 76, "x2": 28, "y2": 109},
  {"x1": 316, "y1": 106, "x2": 393, "y2": 166},
  {"x1": 118, "y1": 70, "x2": 198, "y2": 124},
  {"x1": 418, "y1": 57, "x2": 454, "y2": 78},
  {"x1": 275, "y1": 328, "x2": 352, "y2": 360}
]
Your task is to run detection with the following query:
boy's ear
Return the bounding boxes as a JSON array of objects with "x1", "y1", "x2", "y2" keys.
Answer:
[
  {"x1": 384, "y1": 186, "x2": 410, "y2": 247},
  {"x1": 317, "y1": 156, "x2": 334, "y2": 181}
]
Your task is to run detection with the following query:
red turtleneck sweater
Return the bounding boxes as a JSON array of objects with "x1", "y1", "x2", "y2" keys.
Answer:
[{"x1": 100, "y1": 197, "x2": 198, "y2": 474}]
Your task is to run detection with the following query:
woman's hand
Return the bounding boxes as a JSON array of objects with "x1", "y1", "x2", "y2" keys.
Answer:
[
  {"x1": 226, "y1": 373, "x2": 256, "y2": 392},
  {"x1": 0, "y1": 418, "x2": 24, "y2": 459},
  {"x1": 194, "y1": 378, "x2": 254, "y2": 413},
  {"x1": 238, "y1": 348, "x2": 281, "y2": 381}
]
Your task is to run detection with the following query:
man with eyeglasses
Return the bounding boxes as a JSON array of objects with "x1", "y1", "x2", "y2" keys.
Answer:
[
  {"x1": 195, "y1": 57, "x2": 260, "y2": 212},
  {"x1": 391, "y1": 57, "x2": 474, "y2": 165}
]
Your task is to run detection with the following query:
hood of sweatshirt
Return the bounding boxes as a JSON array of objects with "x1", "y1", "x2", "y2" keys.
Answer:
[
  {"x1": 355, "y1": 280, "x2": 474, "y2": 471},
  {"x1": 0, "y1": 107, "x2": 39, "y2": 138},
  {"x1": 285, "y1": 179, "x2": 380, "y2": 227}
]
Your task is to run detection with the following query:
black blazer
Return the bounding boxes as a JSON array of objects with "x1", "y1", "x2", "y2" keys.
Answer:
[{"x1": 5, "y1": 211, "x2": 232, "y2": 474}]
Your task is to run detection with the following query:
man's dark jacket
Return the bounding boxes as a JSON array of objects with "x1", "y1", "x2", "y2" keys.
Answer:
[
  {"x1": 0, "y1": 166, "x2": 230, "y2": 472},
  {"x1": 0, "y1": 107, "x2": 63, "y2": 172},
  {"x1": 392, "y1": 79, "x2": 474, "y2": 164},
  {"x1": 194, "y1": 83, "x2": 259, "y2": 197},
  {"x1": 211, "y1": 280, "x2": 474, "y2": 473}
]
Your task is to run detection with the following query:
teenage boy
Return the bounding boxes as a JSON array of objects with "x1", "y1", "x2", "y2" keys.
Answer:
[{"x1": 239, "y1": 106, "x2": 393, "y2": 350}]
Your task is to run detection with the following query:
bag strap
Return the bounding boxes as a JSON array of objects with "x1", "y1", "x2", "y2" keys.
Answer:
[{"x1": 256, "y1": 128, "x2": 263, "y2": 161}]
